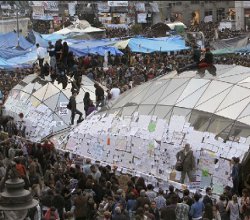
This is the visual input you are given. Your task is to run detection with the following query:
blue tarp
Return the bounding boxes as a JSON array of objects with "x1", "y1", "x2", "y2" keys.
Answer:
[
  {"x1": 70, "y1": 46, "x2": 123, "y2": 57},
  {"x1": 41, "y1": 33, "x2": 66, "y2": 42},
  {"x1": 0, "y1": 32, "x2": 33, "y2": 50},
  {"x1": 33, "y1": 31, "x2": 50, "y2": 48},
  {"x1": 128, "y1": 36, "x2": 190, "y2": 53},
  {"x1": 235, "y1": 44, "x2": 250, "y2": 53},
  {"x1": 69, "y1": 39, "x2": 117, "y2": 49}
]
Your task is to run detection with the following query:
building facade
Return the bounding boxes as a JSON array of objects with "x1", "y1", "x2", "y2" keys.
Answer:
[
  {"x1": 235, "y1": 1, "x2": 250, "y2": 30},
  {"x1": 156, "y1": 1, "x2": 235, "y2": 25}
]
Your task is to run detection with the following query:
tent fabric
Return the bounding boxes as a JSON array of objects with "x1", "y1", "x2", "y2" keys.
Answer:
[
  {"x1": 101, "y1": 64, "x2": 250, "y2": 140},
  {"x1": 114, "y1": 39, "x2": 130, "y2": 49},
  {"x1": 41, "y1": 33, "x2": 66, "y2": 41},
  {"x1": 0, "y1": 32, "x2": 33, "y2": 50},
  {"x1": 166, "y1": 22, "x2": 187, "y2": 30},
  {"x1": 81, "y1": 27, "x2": 105, "y2": 33},
  {"x1": 0, "y1": 47, "x2": 34, "y2": 60},
  {"x1": 4, "y1": 74, "x2": 106, "y2": 141},
  {"x1": 128, "y1": 36, "x2": 189, "y2": 53},
  {"x1": 70, "y1": 46, "x2": 123, "y2": 57}
]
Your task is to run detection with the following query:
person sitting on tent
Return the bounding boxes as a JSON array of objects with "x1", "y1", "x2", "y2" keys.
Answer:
[
  {"x1": 176, "y1": 45, "x2": 201, "y2": 74},
  {"x1": 68, "y1": 91, "x2": 83, "y2": 125},
  {"x1": 198, "y1": 48, "x2": 214, "y2": 68},
  {"x1": 197, "y1": 48, "x2": 216, "y2": 76}
]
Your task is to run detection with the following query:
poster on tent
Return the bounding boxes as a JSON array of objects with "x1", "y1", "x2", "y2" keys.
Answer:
[{"x1": 59, "y1": 102, "x2": 69, "y2": 116}]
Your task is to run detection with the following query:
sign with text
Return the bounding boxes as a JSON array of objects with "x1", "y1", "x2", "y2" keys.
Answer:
[{"x1": 108, "y1": 1, "x2": 128, "y2": 7}]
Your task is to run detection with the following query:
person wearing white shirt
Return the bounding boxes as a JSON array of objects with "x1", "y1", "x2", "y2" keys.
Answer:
[
  {"x1": 109, "y1": 84, "x2": 121, "y2": 100},
  {"x1": 36, "y1": 43, "x2": 47, "y2": 68}
]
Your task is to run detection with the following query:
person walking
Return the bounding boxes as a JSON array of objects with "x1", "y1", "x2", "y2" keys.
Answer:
[
  {"x1": 226, "y1": 195, "x2": 241, "y2": 220},
  {"x1": 94, "y1": 83, "x2": 105, "y2": 108},
  {"x1": 176, "y1": 143, "x2": 196, "y2": 183},
  {"x1": 68, "y1": 91, "x2": 83, "y2": 125}
]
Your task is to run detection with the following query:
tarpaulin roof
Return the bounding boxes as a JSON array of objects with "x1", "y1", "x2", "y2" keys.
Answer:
[
  {"x1": 211, "y1": 35, "x2": 250, "y2": 55},
  {"x1": 0, "y1": 32, "x2": 33, "y2": 50},
  {"x1": 41, "y1": 33, "x2": 66, "y2": 42},
  {"x1": 81, "y1": 26, "x2": 105, "y2": 33},
  {"x1": 0, "y1": 47, "x2": 34, "y2": 59},
  {"x1": 69, "y1": 39, "x2": 117, "y2": 50},
  {"x1": 128, "y1": 36, "x2": 190, "y2": 53},
  {"x1": 70, "y1": 46, "x2": 123, "y2": 57}
]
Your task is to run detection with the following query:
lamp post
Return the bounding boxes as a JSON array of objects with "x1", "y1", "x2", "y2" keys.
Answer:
[
  {"x1": 0, "y1": 162, "x2": 38, "y2": 220},
  {"x1": 16, "y1": 9, "x2": 20, "y2": 48}
]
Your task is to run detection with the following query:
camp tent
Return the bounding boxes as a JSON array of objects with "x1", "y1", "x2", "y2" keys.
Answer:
[
  {"x1": 101, "y1": 64, "x2": 250, "y2": 141},
  {"x1": 4, "y1": 75, "x2": 106, "y2": 142}
]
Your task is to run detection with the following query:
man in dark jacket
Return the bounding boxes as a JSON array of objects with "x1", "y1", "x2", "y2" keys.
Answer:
[
  {"x1": 69, "y1": 91, "x2": 83, "y2": 125},
  {"x1": 203, "y1": 187, "x2": 213, "y2": 207},
  {"x1": 176, "y1": 143, "x2": 196, "y2": 183}
]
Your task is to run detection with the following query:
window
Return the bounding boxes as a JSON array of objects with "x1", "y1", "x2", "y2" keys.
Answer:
[
  {"x1": 191, "y1": 1, "x2": 200, "y2": 4},
  {"x1": 217, "y1": 8, "x2": 225, "y2": 21},
  {"x1": 176, "y1": 2, "x2": 182, "y2": 6},
  {"x1": 205, "y1": 10, "x2": 213, "y2": 16}
]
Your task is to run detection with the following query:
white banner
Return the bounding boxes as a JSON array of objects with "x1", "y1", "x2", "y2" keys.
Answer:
[
  {"x1": 137, "y1": 13, "x2": 147, "y2": 23},
  {"x1": 97, "y1": 2, "x2": 110, "y2": 12},
  {"x1": 43, "y1": 1, "x2": 59, "y2": 11},
  {"x1": 108, "y1": 1, "x2": 128, "y2": 7},
  {"x1": 32, "y1": 5, "x2": 44, "y2": 17},
  {"x1": 135, "y1": 3, "x2": 145, "y2": 12},
  {"x1": 68, "y1": 3, "x2": 76, "y2": 16},
  {"x1": 204, "y1": 15, "x2": 213, "y2": 23}
]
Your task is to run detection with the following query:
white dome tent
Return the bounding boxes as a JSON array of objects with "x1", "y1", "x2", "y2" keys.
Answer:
[
  {"x1": 53, "y1": 65, "x2": 250, "y2": 194},
  {"x1": 101, "y1": 64, "x2": 250, "y2": 142},
  {"x1": 4, "y1": 74, "x2": 104, "y2": 142}
]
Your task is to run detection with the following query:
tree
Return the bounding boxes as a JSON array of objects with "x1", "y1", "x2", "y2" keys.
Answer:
[{"x1": 130, "y1": 24, "x2": 143, "y2": 35}]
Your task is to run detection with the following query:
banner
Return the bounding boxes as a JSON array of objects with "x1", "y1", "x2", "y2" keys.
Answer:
[
  {"x1": 97, "y1": 2, "x2": 110, "y2": 12},
  {"x1": 135, "y1": 3, "x2": 145, "y2": 12},
  {"x1": 43, "y1": 1, "x2": 59, "y2": 11},
  {"x1": 137, "y1": 13, "x2": 147, "y2": 23},
  {"x1": 68, "y1": 3, "x2": 76, "y2": 16},
  {"x1": 32, "y1": 5, "x2": 44, "y2": 18},
  {"x1": 204, "y1": 15, "x2": 213, "y2": 23},
  {"x1": 108, "y1": 1, "x2": 128, "y2": 7}
]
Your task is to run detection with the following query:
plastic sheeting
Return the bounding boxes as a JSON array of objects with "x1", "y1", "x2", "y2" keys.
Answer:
[
  {"x1": 0, "y1": 32, "x2": 33, "y2": 50},
  {"x1": 128, "y1": 36, "x2": 189, "y2": 53},
  {"x1": 41, "y1": 33, "x2": 66, "y2": 42},
  {"x1": 70, "y1": 46, "x2": 123, "y2": 57}
]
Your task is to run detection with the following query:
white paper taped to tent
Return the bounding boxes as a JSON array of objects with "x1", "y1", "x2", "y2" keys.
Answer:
[
  {"x1": 54, "y1": 112, "x2": 249, "y2": 193},
  {"x1": 4, "y1": 74, "x2": 106, "y2": 142}
]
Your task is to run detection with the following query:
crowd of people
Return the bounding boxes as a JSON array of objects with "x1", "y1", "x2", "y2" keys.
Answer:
[{"x1": 0, "y1": 127, "x2": 250, "y2": 220}]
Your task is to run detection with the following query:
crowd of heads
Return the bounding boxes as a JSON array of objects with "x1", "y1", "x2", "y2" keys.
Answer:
[{"x1": 0, "y1": 128, "x2": 250, "y2": 219}]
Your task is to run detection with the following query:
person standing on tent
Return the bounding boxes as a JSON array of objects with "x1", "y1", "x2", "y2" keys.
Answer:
[
  {"x1": 94, "y1": 83, "x2": 105, "y2": 108},
  {"x1": 176, "y1": 143, "x2": 196, "y2": 184},
  {"x1": 36, "y1": 43, "x2": 47, "y2": 68},
  {"x1": 47, "y1": 41, "x2": 56, "y2": 72},
  {"x1": 68, "y1": 91, "x2": 83, "y2": 125}
]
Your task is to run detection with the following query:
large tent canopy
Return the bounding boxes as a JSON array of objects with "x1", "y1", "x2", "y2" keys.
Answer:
[
  {"x1": 4, "y1": 75, "x2": 106, "y2": 142},
  {"x1": 101, "y1": 65, "x2": 250, "y2": 141},
  {"x1": 127, "y1": 36, "x2": 189, "y2": 53}
]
